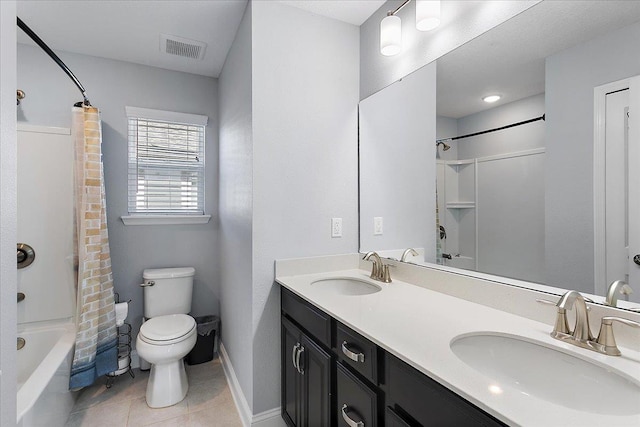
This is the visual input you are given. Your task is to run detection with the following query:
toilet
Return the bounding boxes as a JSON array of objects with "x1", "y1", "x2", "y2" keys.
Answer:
[{"x1": 136, "y1": 267, "x2": 197, "y2": 408}]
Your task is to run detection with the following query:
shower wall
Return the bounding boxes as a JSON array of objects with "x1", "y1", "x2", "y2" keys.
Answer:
[
  {"x1": 17, "y1": 125, "x2": 75, "y2": 324},
  {"x1": 437, "y1": 94, "x2": 545, "y2": 282}
]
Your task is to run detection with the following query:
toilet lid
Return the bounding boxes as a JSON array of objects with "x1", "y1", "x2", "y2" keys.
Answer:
[{"x1": 139, "y1": 314, "x2": 196, "y2": 342}]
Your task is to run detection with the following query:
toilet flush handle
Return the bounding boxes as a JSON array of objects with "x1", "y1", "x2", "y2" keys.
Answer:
[{"x1": 139, "y1": 281, "x2": 155, "y2": 287}]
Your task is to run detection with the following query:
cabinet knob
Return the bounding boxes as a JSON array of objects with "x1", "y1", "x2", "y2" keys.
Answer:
[{"x1": 634, "y1": 254, "x2": 640, "y2": 266}]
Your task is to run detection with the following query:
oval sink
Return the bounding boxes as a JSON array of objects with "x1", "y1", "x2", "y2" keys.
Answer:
[
  {"x1": 310, "y1": 277, "x2": 381, "y2": 296},
  {"x1": 450, "y1": 333, "x2": 640, "y2": 415}
]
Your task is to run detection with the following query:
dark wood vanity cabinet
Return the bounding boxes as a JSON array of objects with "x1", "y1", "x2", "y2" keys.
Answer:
[
  {"x1": 282, "y1": 316, "x2": 332, "y2": 427},
  {"x1": 281, "y1": 287, "x2": 506, "y2": 427}
]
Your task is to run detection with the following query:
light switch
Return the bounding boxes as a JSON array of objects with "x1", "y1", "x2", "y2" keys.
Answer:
[{"x1": 374, "y1": 217, "x2": 383, "y2": 235}]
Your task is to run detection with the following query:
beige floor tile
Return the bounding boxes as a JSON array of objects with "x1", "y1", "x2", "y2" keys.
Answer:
[
  {"x1": 189, "y1": 404, "x2": 242, "y2": 427},
  {"x1": 185, "y1": 359, "x2": 224, "y2": 386},
  {"x1": 145, "y1": 413, "x2": 191, "y2": 427},
  {"x1": 72, "y1": 369, "x2": 148, "y2": 412},
  {"x1": 66, "y1": 399, "x2": 131, "y2": 427},
  {"x1": 127, "y1": 396, "x2": 189, "y2": 426},
  {"x1": 186, "y1": 375, "x2": 228, "y2": 414}
]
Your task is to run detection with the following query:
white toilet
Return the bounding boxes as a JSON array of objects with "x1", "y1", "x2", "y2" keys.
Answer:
[{"x1": 136, "y1": 267, "x2": 197, "y2": 408}]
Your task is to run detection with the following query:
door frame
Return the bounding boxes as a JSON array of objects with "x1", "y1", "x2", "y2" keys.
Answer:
[{"x1": 593, "y1": 77, "x2": 633, "y2": 296}]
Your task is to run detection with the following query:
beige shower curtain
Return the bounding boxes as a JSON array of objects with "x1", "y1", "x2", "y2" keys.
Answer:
[{"x1": 69, "y1": 105, "x2": 117, "y2": 389}]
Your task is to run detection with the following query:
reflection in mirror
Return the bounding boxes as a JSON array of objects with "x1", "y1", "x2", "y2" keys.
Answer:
[{"x1": 359, "y1": 0, "x2": 640, "y2": 309}]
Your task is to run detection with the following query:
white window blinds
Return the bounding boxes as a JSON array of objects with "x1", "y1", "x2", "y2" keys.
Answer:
[{"x1": 126, "y1": 107, "x2": 208, "y2": 215}]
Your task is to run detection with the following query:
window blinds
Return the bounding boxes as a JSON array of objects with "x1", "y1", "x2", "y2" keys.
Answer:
[{"x1": 127, "y1": 113, "x2": 206, "y2": 215}]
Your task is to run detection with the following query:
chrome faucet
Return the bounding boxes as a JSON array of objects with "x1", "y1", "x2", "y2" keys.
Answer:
[
  {"x1": 555, "y1": 290, "x2": 593, "y2": 342},
  {"x1": 400, "y1": 248, "x2": 418, "y2": 262},
  {"x1": 363, "y1": 252, "x2": 392, "y2": 283},
  {"x1": 605, "y1": 280, "x2": 633, "y2": 307},
  {"x1": 541, "y1": 290, "x2": 640, "y2": 356}
]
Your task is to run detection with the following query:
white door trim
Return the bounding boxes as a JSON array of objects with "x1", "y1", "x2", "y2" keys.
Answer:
[{"x1": 593, "y1": 77, "x2": 631, "y2": 296}]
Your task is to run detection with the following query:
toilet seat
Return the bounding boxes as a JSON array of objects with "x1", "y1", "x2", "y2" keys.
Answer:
[{"x1": 139, "y1": 314, "x2": 196, "y2": 345}]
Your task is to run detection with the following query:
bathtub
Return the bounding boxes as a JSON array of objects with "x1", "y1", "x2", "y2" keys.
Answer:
[{"x1": 17, "y1": 321, "x2": 77, "y2": 427}]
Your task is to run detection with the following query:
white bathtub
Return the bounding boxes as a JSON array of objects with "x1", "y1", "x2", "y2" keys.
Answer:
[{"x1": 17, "y1": 321, "x2": 77, "y2": 427}]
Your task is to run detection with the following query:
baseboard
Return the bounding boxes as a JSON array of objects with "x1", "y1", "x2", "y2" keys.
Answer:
[{"x1": 219, "y1": 342, "x2": 285, "y2": 427}]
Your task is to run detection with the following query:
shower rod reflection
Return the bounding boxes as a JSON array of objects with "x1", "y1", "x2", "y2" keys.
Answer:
[
  {"x1": 436, "y1": 114, "x2": 545, "y2": 144},
  {"x1": 17, "y1": 17, "x2": 91, "y2": 106}
]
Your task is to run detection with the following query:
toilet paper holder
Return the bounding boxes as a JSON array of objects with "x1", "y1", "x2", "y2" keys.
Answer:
[{"x1": 106, "y1": 293, "x2": 135, "y2": 388}]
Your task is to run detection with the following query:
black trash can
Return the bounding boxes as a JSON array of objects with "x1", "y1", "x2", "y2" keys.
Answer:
[{"x1": 186, "y1": 315, "x2": 219, "y2": 365}]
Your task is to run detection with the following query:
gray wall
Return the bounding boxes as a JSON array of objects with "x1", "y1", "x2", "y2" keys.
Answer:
[
  {"x1": 1, "y1": 1, "x2": 18, "y2": 425},
  {"x1": 359, "y1": 63, "x2": 437, "y2": 258},
  {"x1": 251, "y1": 1, "x2": 359, "y2": 413},
  {"x1": 17, "y1": 44, "x2": 219, "y2": 346},
  {"x1": 457, "y1": 94, "x2": 545, "y2": 158},
  {"x1": 359, "y1": 0, "x2": 539, "y2": 99},
  {"x1": 218, "y1": 1, "x2": 254, "y2": 410},
  {"x1": 545, "y1": 21, "x2": 640, "y2": 292}
]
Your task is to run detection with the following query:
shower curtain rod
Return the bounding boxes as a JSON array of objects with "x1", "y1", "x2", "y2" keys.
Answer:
[
  {"x1": 17, "y1": 17, "x2": 91, "y2": 106},
  {"x1": 436, "y1": 114, "x2": 545, "y2": 144}
]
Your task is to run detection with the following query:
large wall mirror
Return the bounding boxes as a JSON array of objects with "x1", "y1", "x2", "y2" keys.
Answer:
[{"x1": 359, "y1": 0, "x2": 640, "y2": 310}]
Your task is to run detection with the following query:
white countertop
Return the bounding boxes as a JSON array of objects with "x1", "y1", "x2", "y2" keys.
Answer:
[{"x1": 276, "y1": 268, "x2": 640, "y2": 427}]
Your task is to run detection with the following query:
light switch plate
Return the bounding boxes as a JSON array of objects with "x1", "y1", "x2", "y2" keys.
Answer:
[
  {"x1": 374, "y1": 217, "x2": 383, "y2": 235},
  {"x1": 331, "y1": 218, "x2": 342, "y2": 238}
]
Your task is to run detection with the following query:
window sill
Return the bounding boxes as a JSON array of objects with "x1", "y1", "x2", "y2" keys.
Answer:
[{"x1": 121, "y1": 215, "x2": 211, "y2": 226}]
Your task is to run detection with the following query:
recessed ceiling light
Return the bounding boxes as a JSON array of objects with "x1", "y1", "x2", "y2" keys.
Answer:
[{"x1": 483, "y1": 95, "x2": 501, "y2": 103}]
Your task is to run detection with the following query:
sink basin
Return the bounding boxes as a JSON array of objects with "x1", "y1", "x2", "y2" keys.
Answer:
[
  {"x1": 310, "y1": 277, "x2": 381, "y2": 296},
  {"x1": 450, "y1": 333, "x2": 640, "y2": 415}
]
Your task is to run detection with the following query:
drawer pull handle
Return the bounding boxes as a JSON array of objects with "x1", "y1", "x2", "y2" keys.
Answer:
[
  {"x1": 292, "y1": 343, "x2": 300, "y2": 372},
  {"x1": 342, "y1": 341, "x2": 365, "y2": 363},
  {"x1": 341, "y1": 404, "x2": 364, "y2": 427},
  {"x1": 296, "y1": 345, "x2": 305, "y2": 375}
]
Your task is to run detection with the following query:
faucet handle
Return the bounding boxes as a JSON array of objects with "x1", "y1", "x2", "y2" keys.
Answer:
[
  {"x1": 595, "y1": 316, "x2": 640, "y2": 356},
  {"x1": 381, "y1": 264, "x2": 392, "y2": 283},
  {"x1": 537, "y1": 299, "x2": 570, "y2": 335}
]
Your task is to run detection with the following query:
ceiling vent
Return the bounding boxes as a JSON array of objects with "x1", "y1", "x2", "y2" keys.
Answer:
[{"x1": 160, "y1": 34, "x2": 207, "y2": 60}]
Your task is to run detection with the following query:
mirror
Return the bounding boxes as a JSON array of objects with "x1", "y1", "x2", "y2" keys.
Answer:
[{"x1": 359, "y1": 0, "x2": 640, "y2": 309}]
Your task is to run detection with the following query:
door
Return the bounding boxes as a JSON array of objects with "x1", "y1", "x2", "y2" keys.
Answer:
[
  {"x1": 628, "y1": 76, "x2": 640, "y2": 301},
  {"x1": 300, "y1": 334, "x2": 331, "y2": 427},
  {"x1": 282, "y1": 317, "x2": 302, "y2": 426},
  {"x1": 604, "y1": 89, "x2": 630, "y2": 287}
]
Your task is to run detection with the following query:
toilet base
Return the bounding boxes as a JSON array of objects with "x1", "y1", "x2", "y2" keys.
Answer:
[{"x1": 145, "y1": 358, "x2": 189, "y2": 408}]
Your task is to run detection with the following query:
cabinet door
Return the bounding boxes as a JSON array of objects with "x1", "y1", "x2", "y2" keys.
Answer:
[
  {"x1": 300, "y1": 334, "x2": 331, "y2": 427},
  {"x1": 282, "y1": 317, "x2": 302, "y2": 427},
  {"x1": 336, "y1": 363, "x2": 379, "y2": 427},
  {"x1": 385, "y1": 407, "x2": 412, "y2": 427}
]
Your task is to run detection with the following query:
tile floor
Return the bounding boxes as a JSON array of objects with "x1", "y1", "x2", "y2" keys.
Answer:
[{"x1": 65, "y1": 359, "x2": 242, "y2": 426}]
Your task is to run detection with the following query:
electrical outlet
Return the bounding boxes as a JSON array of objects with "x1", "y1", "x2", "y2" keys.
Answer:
[
  {"x1": 374, "y1": 217, "x2": 383, "y2": 235},
  {"x1": 331, "y1": 218, "x2": 342, "y2": 238}
]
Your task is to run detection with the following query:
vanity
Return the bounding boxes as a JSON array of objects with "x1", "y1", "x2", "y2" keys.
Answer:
[{"x1": 276, "y1": 255, "x2": 640, "y2": 427}]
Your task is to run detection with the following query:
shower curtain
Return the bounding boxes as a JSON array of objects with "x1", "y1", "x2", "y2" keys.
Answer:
[{"x1": 69, "y1": 105, "x2": 118, "y2": 389}]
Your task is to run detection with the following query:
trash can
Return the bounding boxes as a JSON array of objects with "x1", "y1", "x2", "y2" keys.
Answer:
[{"x1": 186, "y1": 315, "x2": 219, "y2": 365}]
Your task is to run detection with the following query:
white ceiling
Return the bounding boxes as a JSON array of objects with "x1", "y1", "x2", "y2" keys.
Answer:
[
  {"x1": 437, "y1": 0, "x2": 640, "y2": 118},
  {"x1": 16, "y1": 0, "x2": 383, "y2": 78}
]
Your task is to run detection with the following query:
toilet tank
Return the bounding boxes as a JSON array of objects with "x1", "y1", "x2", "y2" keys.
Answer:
[{"x1": 142, "y1": 267, "x2": 195, "y2": 318}]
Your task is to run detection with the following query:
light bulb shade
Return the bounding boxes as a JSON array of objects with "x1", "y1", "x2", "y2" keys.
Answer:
[
  {"x1": 416, "y1": 0, "x2": 441, "y2": 31},
  {"x1": 380, "y1": 14, "x2": 402, "y2": 56}
]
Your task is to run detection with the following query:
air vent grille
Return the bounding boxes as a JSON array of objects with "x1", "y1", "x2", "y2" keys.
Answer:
[{"x1": 160, "y1": 34, "x2": 207, "y2": 60}]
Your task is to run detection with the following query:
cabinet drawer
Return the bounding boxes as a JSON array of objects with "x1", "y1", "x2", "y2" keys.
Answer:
[
  {"x1": 385, "y1": 407, "x2": 412, "y2": 427},
  {"x1": 336, "y1": 362, "x2": 379, "y2": 427},
  {"x1": 336, "y1": 322, "x2": 378, "y2": 384},
  {"x1": 282, "y1": 288, "x2": 331, "y2": 348},
  {"x1": 386, "y1": 353, "x2": 506, "y2": 426}
]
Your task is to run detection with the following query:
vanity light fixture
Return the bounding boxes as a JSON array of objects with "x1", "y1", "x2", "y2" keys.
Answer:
[
  {"x1": 380, "y1": 0, "x2": 441, "y2": 56},
  {"x1": 483, "y1": 95, "x2": 501, "y2": 103}
]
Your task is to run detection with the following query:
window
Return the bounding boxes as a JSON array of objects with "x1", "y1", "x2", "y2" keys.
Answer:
[{"x1": 122, "y1": 107, "x2": 210, "y2": 225}]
